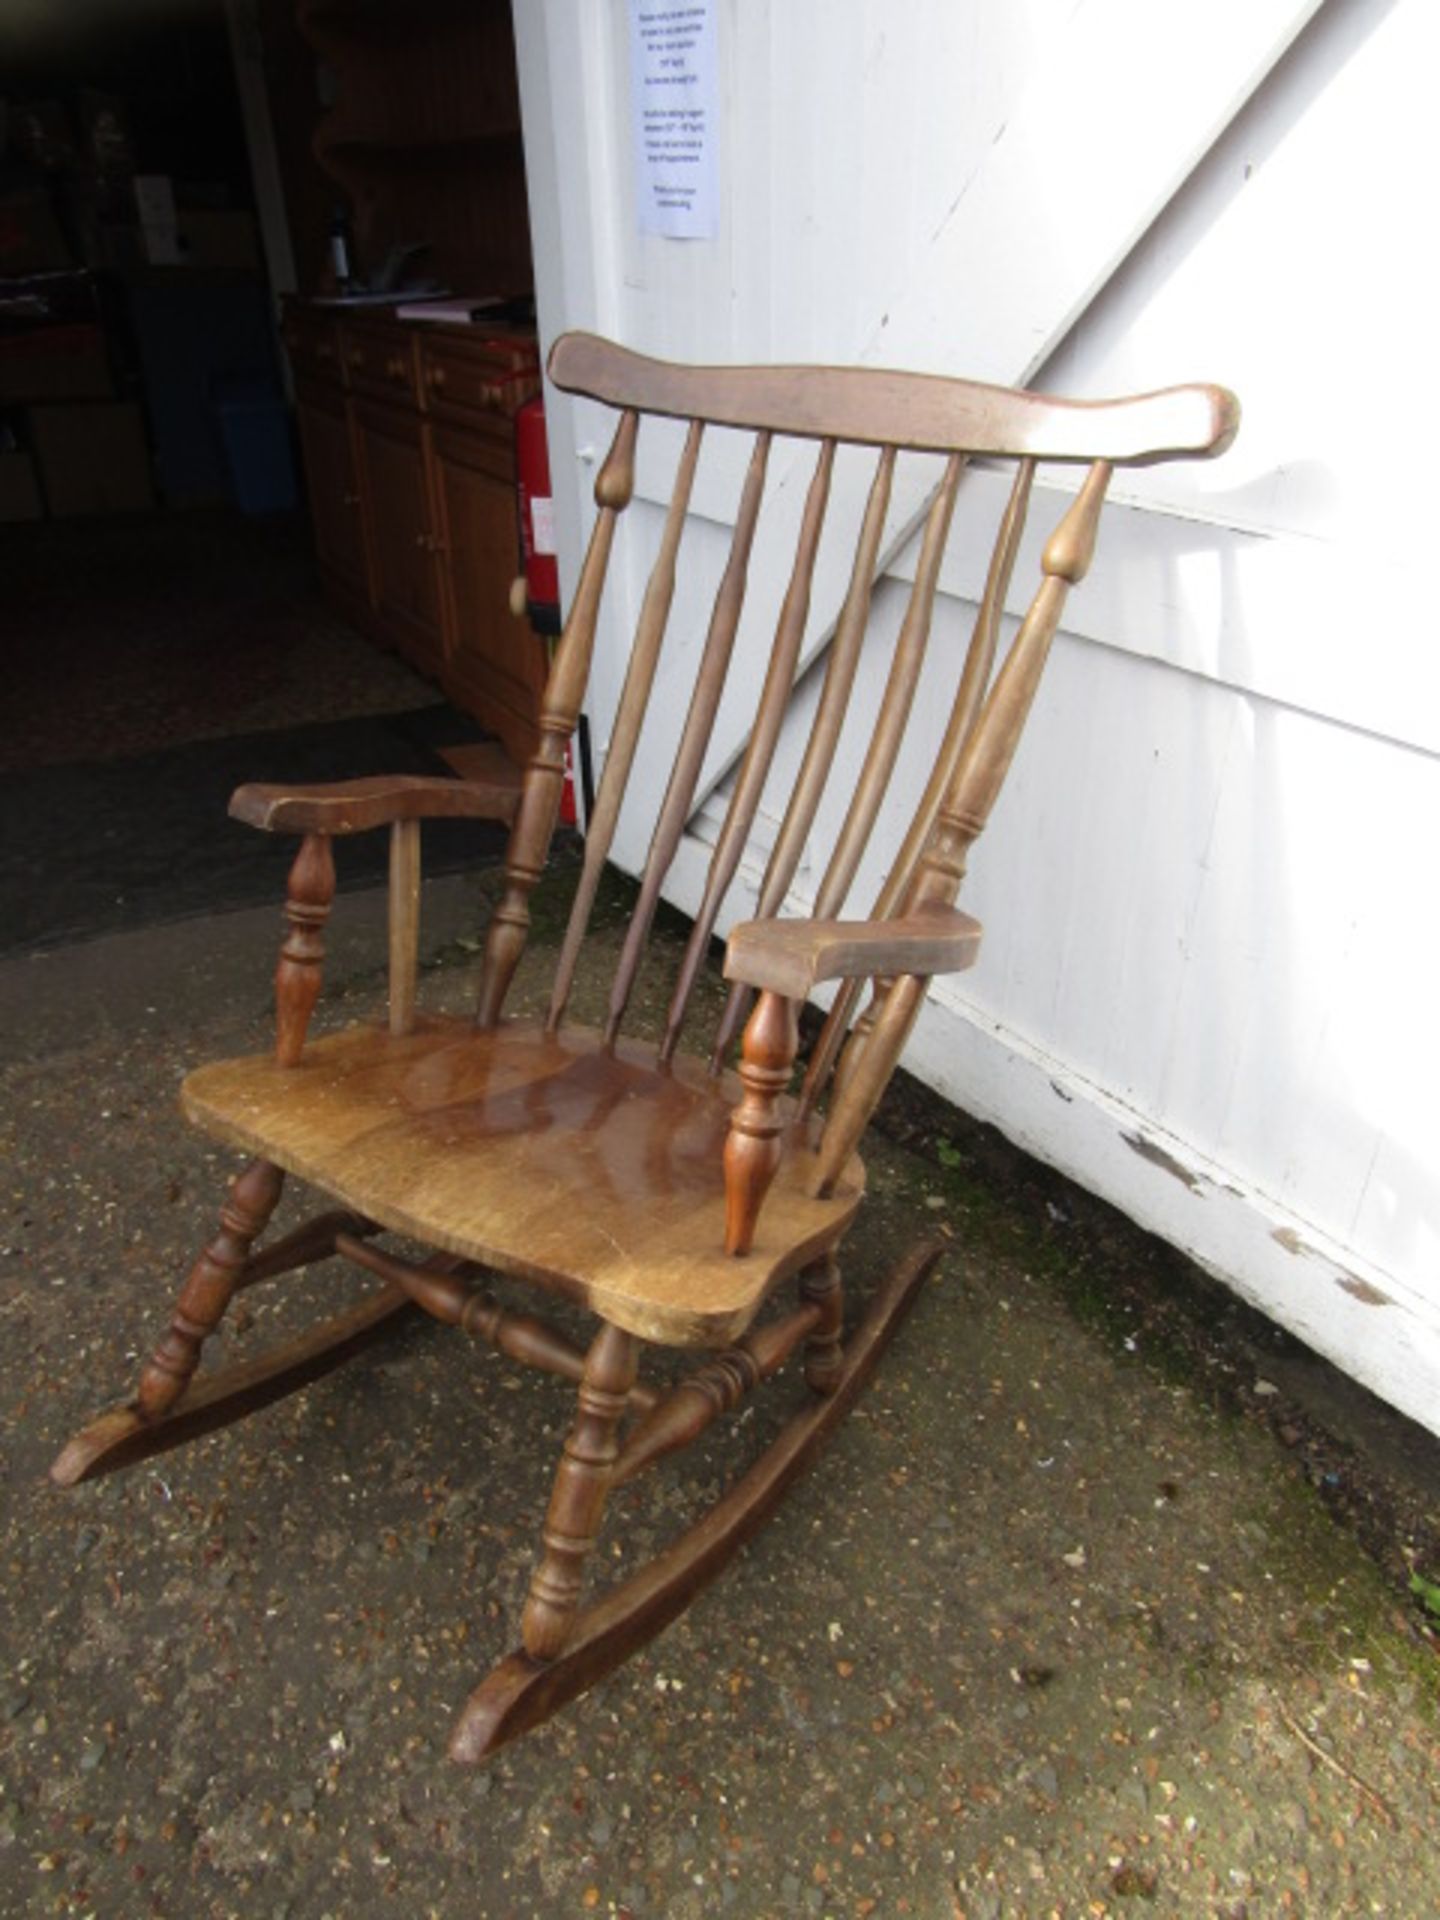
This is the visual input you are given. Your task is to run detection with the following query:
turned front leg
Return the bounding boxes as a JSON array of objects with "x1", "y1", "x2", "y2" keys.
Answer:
[
  {"x1": 136, "y1": 1157, "x2": 284, "y2": 1419},
  {"x1": 723, "y1": 989, "x2": 799, "y2": 1256},
  {"x1": 522, "y1": 1321, "x2": 639, "y2": 1663},
  {"x1": 275, "y1": 831, "x2": 335, "y2": 1065}
]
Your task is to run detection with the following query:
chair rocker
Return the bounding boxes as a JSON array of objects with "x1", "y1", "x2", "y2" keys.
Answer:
[{"x1": 52, "y1": 334, "x2": 1238, "y2": 1763}]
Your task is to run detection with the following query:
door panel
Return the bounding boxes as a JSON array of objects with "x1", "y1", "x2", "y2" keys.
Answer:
[
  {"x1": 353, "y1": 397, "x2": 444, "y2": 675},
  {"x1": 432, "y1": 426, "x2": 545, "y2": 762},
  {"x1": 295, "y1": 389, "x2": 368, "y2": 598}
]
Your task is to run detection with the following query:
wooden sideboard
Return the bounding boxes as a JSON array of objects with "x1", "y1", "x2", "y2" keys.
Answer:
[{"x1": 283, "y1": 303, "x2": 544, "y2": 763}]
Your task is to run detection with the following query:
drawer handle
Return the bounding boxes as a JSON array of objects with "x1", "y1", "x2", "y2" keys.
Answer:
[
  {"x1": 428, "y1": 365, "x2": 447, "y2": 390},
  {"x1": 342, "y1": 490, "x2": 360, "y2": 507},
  {"x1": 387, "y1": 356, "x2": 406, "y2": 380}
]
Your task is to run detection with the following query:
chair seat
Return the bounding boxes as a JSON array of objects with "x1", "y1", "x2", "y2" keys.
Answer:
[{"x1": 181, "y1": 1017, "x2": 865, "y2": 1347}]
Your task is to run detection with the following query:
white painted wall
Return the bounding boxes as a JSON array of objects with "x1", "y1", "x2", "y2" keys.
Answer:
[{"x1": 514, "y1": 0, "x2": 1440, "y2": 1436}]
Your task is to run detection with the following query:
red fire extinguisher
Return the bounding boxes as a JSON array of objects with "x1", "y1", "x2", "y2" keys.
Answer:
[
  {"x1": 513, "y1": 394, "x2": 561, "y2": 636},
  {"x1": 512, "y1": 392, "x2": 584, "y2": 821}
]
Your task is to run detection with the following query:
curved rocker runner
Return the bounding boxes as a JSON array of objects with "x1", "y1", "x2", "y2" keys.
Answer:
[{"x1": 51, "y1": 333, "x2": 1238, "y2": 1762}]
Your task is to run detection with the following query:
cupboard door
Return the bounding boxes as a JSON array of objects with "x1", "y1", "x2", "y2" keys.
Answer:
[
  {"x1": 431, "y1": 421, "x2": 544, "y2": 762},
  {"x1": 353, "y1": 395, "x2": 444, "y2": 676},
  {"x1": 295, "y1": 388, "x2": 368, "y2": 599}
]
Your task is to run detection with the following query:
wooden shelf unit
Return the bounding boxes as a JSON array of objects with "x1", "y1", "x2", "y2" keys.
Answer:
[
  {"x1": 295, "y1": 0, "x2": 530, "y2": 295},
  {"x1": 285, "y1": 303, "x2": 546, "y2": 763}
]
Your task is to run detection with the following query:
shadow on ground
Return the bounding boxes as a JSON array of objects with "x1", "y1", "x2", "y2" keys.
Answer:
[{"x1": 2, "y1": 857, "x2": 1437, "y2": 1918}]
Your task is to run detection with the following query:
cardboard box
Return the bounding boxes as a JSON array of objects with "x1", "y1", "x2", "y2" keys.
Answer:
[
  {"x1": 29, "y1": 402, "x2": 154, "y2": 516},
  {"x1": 0, "y1": 448, "x2": 43, "y2": 522},
  {"x1": 0, "y1": 324, "x2": 112, "y2": 404}
]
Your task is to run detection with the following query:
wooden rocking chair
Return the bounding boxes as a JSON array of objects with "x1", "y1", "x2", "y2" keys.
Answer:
[{"x1": 52, "y1": 335, "x2": 1238, "y2": 1762}]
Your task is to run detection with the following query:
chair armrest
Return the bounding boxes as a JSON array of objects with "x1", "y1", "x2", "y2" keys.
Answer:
[
  {"x1": 723, "y1": 904, "x2": 982, "y2": 998},
  {"x1": 236, "y1": 774, "x2": 520, "y2": 1067},
  {"x1": 229, "y1": 774, "x2": 520, "y2": 836}
]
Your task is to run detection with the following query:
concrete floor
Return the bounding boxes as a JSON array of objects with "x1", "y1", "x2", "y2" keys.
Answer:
[{"x1": 3, "y1": 859, "x2": 1438, "y2": 1918}]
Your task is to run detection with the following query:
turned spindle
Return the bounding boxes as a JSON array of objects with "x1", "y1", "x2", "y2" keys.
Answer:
[
  {"x1": 275, "y1": 831, "x2": 334, "y2": 1065},
  {"x1": 522, "y1": 1322, "x2": 638, "y2": 1663},
  {"x1": 800, "y1": 1253, "x2": 845, "y2": 1395},
  {"x1": 723, "y1": 989, "x2": 800, "y2": 1255},
  {"x1": 136, "y1": 1158, "x2": 284, "y2": 1418}
]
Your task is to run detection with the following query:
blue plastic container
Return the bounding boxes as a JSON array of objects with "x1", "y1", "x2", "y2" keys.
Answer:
[{"x1": 210, "y1": 370, "x2": 298, "y2": 514}]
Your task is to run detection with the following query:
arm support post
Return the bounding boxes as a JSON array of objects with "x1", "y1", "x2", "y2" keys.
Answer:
[
  {"x1": 723, "y1": 989, "x2": 800, "y2": 1256},
  {"x1": 275, "y1": 832, "x2": 334, "y2": 1066},
  {"x1": 388, "y1": 818, "x2": 422, "y2": 1036},
  {"x1": 228, "y1": 774, "x2": 520, "y2": 1060}
]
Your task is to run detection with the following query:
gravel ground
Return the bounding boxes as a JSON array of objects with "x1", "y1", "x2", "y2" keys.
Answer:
[{"x1": 3, "y1": 861, "x2": 1437, "y2": 1918}]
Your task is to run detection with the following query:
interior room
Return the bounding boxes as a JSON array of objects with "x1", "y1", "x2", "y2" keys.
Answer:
[{"x1": 2, "y1": 0, "x2": 541, "y2": 956}]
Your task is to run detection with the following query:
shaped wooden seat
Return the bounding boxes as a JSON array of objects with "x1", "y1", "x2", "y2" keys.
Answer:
[
  {"x1": 53, "y1": 331, "x2": 1238, "y2": 1763},
  {"x1": 181, "y1": 1016, "x2": 867, "y2": 1345}
]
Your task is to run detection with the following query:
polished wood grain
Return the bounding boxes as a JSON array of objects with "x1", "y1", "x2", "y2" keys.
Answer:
[
  {"x1": 181, "y1": 1017, "x2": 863, "y2": 1347},
  {"x1": 550, "y1": 332, "x2": 1240, "y2": 465}
]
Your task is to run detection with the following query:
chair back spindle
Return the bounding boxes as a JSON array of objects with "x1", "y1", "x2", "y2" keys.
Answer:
[
  {"x1": 809, "y1": 459, "x2": 1114, "y2": 1192},
  {"x1": 797, "y1": 454, "x2": 1034, "y2": 1116},
  {"x1": 602, "y1": 431, "x2": 772, "y2": 1051},
  {"x1": 476, "y1": 408, "x2": 638, "y2": 1027},
  {"x1": 547, "y1": 419, "x2": 706, "y2": 1033},
  {"x1": 709, "y1": 444, "x2": 896, "y2": 1069},
  {"x1": 659, "y1": 438, "x2": 835, "y2": 1066},
  {"x1": 480, "y1": 335, "x2": 1236, "y2": 1234}
]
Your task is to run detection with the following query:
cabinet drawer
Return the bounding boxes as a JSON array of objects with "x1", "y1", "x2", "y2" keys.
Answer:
[
  {"x1": 431, "y1": 417, "x2": 515, "y2": 486},
  {"x1": 340, "y1": 323, "x2": 419, "y2": 405},
  {"x1": 281, "y1": 309, "x2": 341, "y2": 386},
  {"x1": 418, "y1": 337, "x2": 539, "y2": 423}
]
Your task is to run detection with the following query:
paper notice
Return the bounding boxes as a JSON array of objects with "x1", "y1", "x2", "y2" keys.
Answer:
[{"x1": 628, "y1": 2, "x2": 720, "y2": 240}]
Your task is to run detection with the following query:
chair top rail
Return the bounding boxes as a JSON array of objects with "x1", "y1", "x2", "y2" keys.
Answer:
[{"x1": 548, "y1": 332, "x2": 1239, "y2": 467}]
